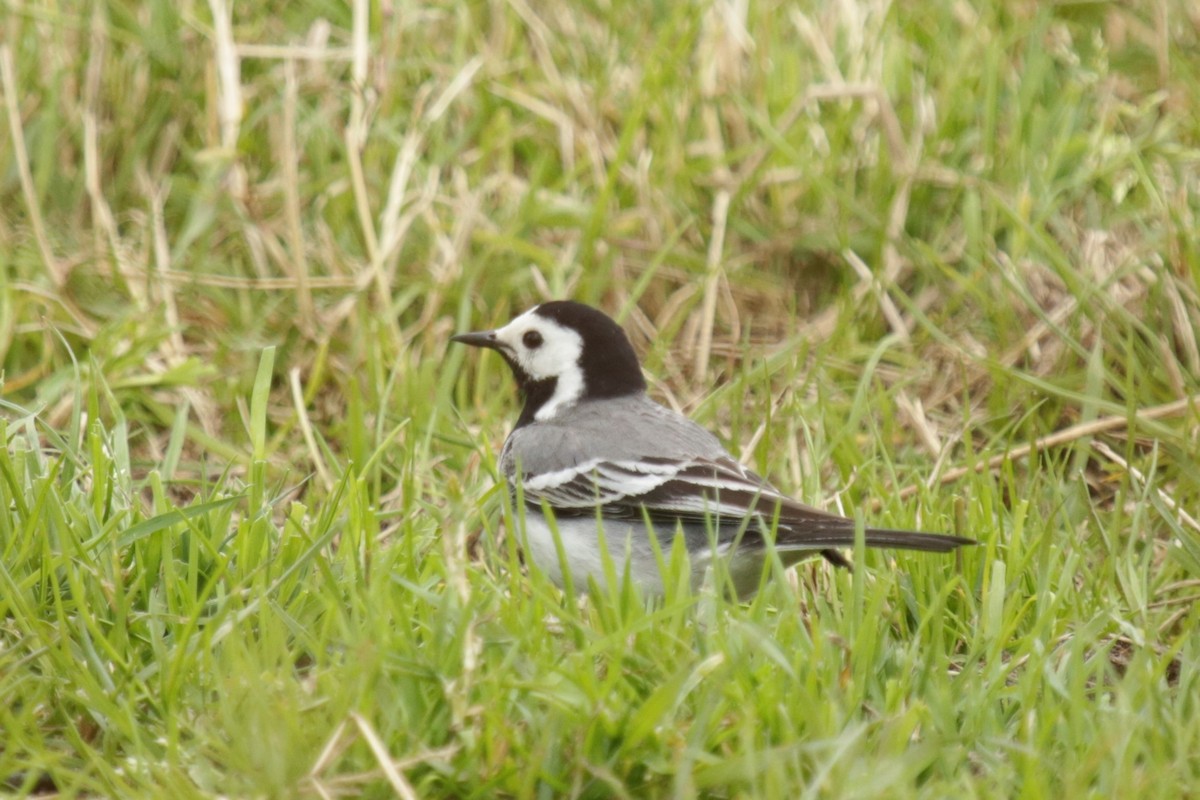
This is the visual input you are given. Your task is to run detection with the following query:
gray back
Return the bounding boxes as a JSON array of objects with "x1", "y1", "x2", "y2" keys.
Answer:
[{"x1": 500, "y1": 394, "x2": 728, "y2": 478}]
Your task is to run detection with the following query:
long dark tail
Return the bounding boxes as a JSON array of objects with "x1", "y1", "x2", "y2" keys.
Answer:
[
  {"x1": 859, "y1": 527, "x2": 976, "y2": 552},
  {"x1": 772, "y1": 523, "x2": 975, "y2": 569}
]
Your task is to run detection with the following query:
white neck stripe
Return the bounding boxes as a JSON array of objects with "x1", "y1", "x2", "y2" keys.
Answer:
[{"x1": 534, "y1": 369, "x2": 584, "y2": 420}]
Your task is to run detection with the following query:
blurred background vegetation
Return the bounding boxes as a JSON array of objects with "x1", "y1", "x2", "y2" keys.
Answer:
[{"x1": 2, "y1": 0, "x2": 1198, "y2": 796}]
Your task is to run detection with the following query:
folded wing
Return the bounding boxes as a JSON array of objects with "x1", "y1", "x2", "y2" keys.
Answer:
[{"x1": 516, "y1": 454, "x2": 974, "y2": 560}]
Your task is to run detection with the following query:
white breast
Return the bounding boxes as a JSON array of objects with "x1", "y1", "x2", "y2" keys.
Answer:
[{"x1": 516, "y1": 510, "x2": 668, "y2": 593}]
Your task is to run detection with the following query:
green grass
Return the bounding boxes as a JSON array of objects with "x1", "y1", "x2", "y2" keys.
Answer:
[{"x1": 2, "y1": 0, "x2": 1199, "y2": 796}]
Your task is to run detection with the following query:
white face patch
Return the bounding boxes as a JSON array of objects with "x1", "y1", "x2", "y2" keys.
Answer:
[{"x1": 493, "y1": 306, "x2": 585, "y2": 420}]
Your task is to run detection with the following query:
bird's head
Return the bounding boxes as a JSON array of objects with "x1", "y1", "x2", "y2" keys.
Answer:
[{"x1": 452, "y1": 301, "x2": 646, "y2": 426}]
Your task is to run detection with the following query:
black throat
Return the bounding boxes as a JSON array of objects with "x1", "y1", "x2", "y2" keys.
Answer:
[
  {"x1": 499, "y1": 351, "x2": 557, "y2": 429},
  {"x1": 514, "y1": 376, "x2": 557, "y2": 429}
]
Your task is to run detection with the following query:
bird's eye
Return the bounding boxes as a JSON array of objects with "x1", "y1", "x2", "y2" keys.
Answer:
[{"x1": 522, "y1": 330, "x2": 543, "y2": 349}]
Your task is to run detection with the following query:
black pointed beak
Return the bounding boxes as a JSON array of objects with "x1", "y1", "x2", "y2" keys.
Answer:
[{"x1": 450, "y1": 329, "x2": 503, "y2": 350}]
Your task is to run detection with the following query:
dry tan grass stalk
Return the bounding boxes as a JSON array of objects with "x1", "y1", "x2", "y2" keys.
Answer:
[
  {"x1": 83, "y1": 6, "x2": 144, "y2": 313},
  {"x1": 119, "y1": 269, "x2": 371, "y2": 290},
  {"x1": 351, "y1": 712, "x2": 420, "y2": 800},
  {"x1": 692, "y1": 4, "x2": 742, "y2": 384},
  {"x1": 1093, "y1": 440, "x2": 1200, "y2": 536},
  {"x1": 307, "y1": 718, "x2": 351, "y2": 794},
  {"x1": 345, "y1": 0, "x2": 380, "y2": 271},
  {"x1": 282, "y1": 57, "x2": 315, "y2": 333},
  {"x1": 896, "y1": 392, "x2": 943, "y2": 458},
  {"x1": 1, "y1": 44, "x2": 64, "y2": 287},
  {"x1": 290, "y1": 367, "x2": 333, "y2": 491},
  {"x1": 887, "y1": 393, "x2": 1200, "y2": 505},
  {"x1": 206, "y1": 0, "x2": 245, "y2": 196},
  {"x1": 927, "y1": 242, "x2": 1157, "y2": 413},
  {"x1": 1164, "y1": 272, "x2": 1200, "y2": 375},
  {"x1": 844, "y1": 249, "x2": 909, "y2": 339},
  {"x1": 695, "y1": 190, "x2": 731, "y2": 382},
  {"x1": 236, "y1": 43, "x2": 356, "y2": 61}
]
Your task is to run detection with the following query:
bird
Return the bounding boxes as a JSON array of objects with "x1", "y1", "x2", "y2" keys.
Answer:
[{"x1": 452, "y1": 300, "x2": 974, "y2": 597}]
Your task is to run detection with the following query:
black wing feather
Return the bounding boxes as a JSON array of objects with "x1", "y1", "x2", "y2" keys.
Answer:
[{"x1": 518, "y1": 455, "x2": 974, "y2": 563}]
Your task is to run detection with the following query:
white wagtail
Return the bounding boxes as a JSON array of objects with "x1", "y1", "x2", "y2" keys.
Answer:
[{"x1": 453, "y1": 300, "x2": 974, "y2": 596}]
